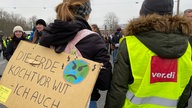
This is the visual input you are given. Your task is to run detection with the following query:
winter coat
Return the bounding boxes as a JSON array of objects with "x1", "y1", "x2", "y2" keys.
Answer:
[
  {"x1": 4, "y1": 36, "x2": 29, "y2": 61},
  {"x1": 40, "y1": 16, "x2": 112, "y2": 101},
  {"x1": 112, "y1": 31, "x2": 123, "y2": 48},
  {"x1": 105, "y1": 14, "x2": 192, "y2": 108}
]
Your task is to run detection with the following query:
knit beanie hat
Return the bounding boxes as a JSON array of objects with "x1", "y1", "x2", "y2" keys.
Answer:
[
  {"x1": 140, "y1": 0, "x2": 174, "y2": 16},
  {"x1": 36, "y1": 19, "x2": 47, "y2": 27},
  {"x1": 13, "y1": 26, "x2": 24, "y2": 33},
  {"x1": 72, "y1": 1, "x2": 92, "y2": 17}
]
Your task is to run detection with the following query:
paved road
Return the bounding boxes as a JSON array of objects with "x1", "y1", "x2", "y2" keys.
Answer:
[
  {"x1": 0, "y1": 52, "x2": 8, "y2": 77},
  {"x1": 0, "y1": 53, "x2": 8, "y2": 108},
  {"x1": 97, "y1": 91, "x2": 107, "y2": 108},
  {"x1": 0, "y1": 60, "x2": 7, "y2": 76}
]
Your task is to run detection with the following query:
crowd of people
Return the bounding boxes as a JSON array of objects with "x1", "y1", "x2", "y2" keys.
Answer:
[{"x1": 0, "y1": 0, "x2": 192, "y2": 108}]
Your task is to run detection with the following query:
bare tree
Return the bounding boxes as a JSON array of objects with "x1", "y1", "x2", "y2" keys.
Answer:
[
  {"x1": 28, "y1": 16, "x2": 37, "y2": 30},
  {"x1": 0, "y1": 9, "x2": 31, "y2": 36},
  {"x1": 103, "y1": 12, "x2": 119, "y2": 34},
  {"x1": 47, "y1": 17, "x2": 55, "y2": 25}
]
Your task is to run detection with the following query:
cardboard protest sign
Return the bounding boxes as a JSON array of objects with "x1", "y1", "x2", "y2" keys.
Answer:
[{"x1": 0, "y1": 41, "x2": 102, "y2": 108}]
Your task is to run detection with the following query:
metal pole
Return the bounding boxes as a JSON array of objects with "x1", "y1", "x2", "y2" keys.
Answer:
[{"x1": 177, "y1": 0, "x2": 180, "y2": 15}]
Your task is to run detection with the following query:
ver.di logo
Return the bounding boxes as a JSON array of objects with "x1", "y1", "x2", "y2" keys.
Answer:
[{"x1": 64, "y1": 60, "x2": 89, "y2": 84}]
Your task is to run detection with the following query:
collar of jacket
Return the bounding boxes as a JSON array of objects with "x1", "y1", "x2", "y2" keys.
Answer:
[{"x1": 124, "y1": 14, "x2": 192, "y2": 36}]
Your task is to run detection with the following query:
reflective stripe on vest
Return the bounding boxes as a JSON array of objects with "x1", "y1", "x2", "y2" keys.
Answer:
[
  {"x1": 126, "y1": 91, "x2": 177, "y2": 107},
  {"x1": 3, "y1": 40, "x2": 7, "y2": 48},
  {"x1": 3, "y1": 39, "x2": 11, "y2": 48}
]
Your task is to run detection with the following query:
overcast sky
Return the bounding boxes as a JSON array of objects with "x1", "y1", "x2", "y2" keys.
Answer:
[{"x1": 0, "y1": 0, "x2": 192, "y2": 27}]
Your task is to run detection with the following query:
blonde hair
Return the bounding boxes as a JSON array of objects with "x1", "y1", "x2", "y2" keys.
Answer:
[{"x1": 55, "y1": 0, "x2": 88, "y2": 21}]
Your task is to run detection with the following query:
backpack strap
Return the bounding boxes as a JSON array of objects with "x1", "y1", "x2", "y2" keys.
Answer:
[
  {"x1": 70, "y1": 29, "x2": 96, "y2": 45},
  {"x1": 64, "y1": 29, "x2": 97, "y2": 57}
]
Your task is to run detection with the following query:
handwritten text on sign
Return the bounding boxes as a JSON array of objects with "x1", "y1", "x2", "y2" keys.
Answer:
[{"x1": 0, "y1": 42, "x2": 100, "y2": 108}]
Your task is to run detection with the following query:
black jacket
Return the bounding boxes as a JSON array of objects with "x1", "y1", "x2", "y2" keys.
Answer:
[
  {"x1": 40, "y1": 16, "x2": 112, "y2": 101},
  {"x1": 112, "y1": 31, "x2": 123, "y2": 48},
  {"x1": 4, "y1": 36, "x2": 29, "y2": 61}
]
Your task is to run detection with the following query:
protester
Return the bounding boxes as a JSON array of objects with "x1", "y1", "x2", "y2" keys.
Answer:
[
  {"x1": 0, "y1": 31, "x2": 3, "y2": 56},
  {"x1": 91, "y1": 24, "x2": 103, "y2": 37},
  {"x1": 109, "y1": 34, "x2": 114, "y2": 54},
  {"x1": 104, "y1": 34, "x2": 111, "y2": 54},
  {"x1": 184, "y1": 9, "x2": 192, "y2": 20},
  {"x1": 29, "y1": 26, "x2": 36, "y2": 41},
  {"x1": 39, "y1": 0, "x2": 112, "y2": 108},
  {"x1": 183, "y1": 9, "x2": 192, "y2": 45},
  {"x1": 111, "y1": 27, "x2": 123, "y2": 64},
  {"x1": 2, "y1": 36, "x2": 11, "y2": 58},
  {"x1": 32, "y1": 19, "x2": 46, "y2": 43},
  {"x1": 105, "y1": 0, "x2": 192, "y2": 108},
  {"x1": 4, "y1": 26, "x2": 29, "y2": 61},
  {"x1": 91, "y1": 24, "x2": 108, "y2": 49}
]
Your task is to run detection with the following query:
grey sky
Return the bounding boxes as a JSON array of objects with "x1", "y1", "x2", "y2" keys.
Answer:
[{"x1": 0, "y1": 0, "x2": 192, "y2": 26}]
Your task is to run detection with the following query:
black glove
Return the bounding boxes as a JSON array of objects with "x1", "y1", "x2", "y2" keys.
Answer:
[{"x1": 54, "y1": 45, "x2": 66, "y2": 53}]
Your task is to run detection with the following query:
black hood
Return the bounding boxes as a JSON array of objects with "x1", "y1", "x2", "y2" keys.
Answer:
[{"x1": 40, "y1": 16, "x2": 91, "y2": 52}]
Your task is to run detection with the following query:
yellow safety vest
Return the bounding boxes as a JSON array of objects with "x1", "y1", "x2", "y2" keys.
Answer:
[
  {"x1": 27, "y1": 35, "x2": 30, "y2": 39},
  {"x1": 3, "y1": 39, "x2": 9, "y2": 48},
  {"x1": 123, "y1": 36, "x2": 192, "y2": 108}
]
